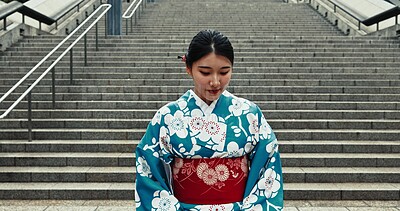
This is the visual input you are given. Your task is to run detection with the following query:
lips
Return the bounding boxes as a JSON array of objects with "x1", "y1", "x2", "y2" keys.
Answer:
[{"x1": 208, "y1": 89, "x2": 220, "y2": 95}]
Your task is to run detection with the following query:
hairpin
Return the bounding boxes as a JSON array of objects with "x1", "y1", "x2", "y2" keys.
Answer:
[{"x1": 177, "y1": 54, "x2": 186, "y2": 62}]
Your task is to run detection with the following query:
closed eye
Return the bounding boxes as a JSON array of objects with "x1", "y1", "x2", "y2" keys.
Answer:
[
  {"x1": 200, "y1": 71, "x2": 210, "y2": 75},
  {"x1": 220, "y1": 67, "x2": 231, "y2": 75}
]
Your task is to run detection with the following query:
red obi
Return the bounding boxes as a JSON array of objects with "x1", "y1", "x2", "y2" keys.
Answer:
[{"x1": 172, "y1": 156, "x2": 248, "y2": 205}]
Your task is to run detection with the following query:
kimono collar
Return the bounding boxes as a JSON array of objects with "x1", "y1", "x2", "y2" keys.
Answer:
[{"x1": 188, "y1": 90, "x2": 223, "y2": 115}]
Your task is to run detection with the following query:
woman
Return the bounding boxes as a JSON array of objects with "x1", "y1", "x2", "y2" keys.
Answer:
[{"x1": 135, "y1": 29, "x2": 283, "y2": 210}]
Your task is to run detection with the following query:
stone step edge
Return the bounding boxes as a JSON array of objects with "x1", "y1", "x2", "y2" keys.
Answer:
[
  {"x1": 0, "y1": 200, "x2": 398, "y2": 209},
  {"x1": 0, "y1": 152, "x2": 399, "y2": 158},
  {"x1": 2, "y1": 109, "x2": 399, "y2": 112},
  {"x1": 1, "y1": 129, "x2": 399, "y2": 133},
  {"x1": 0, "y1": 166, "x2": 134, "y2": 173},
  {"x1": 5, "y1": 93, "x2": 400, "y2": 96},
  {"x1": 0, "y1": 140, "x2": 139, "y2": 144},
  {"x1": 0, "y1": 139, "x2": 397, "y2": 145},
  {"x1": 2, "y1": 118, "x2": 399, "y2": 122},
  {"x1": 0, "y1": 182, "x2": 398, "y2": 201},
  {"x1": 0, "y1": 182, "x2": 397, "y2": 191},
  {"x1": 0, "y1": 166, "x2": 397, "y2": 174}
]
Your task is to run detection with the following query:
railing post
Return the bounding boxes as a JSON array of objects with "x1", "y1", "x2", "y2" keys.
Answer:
[
  {"x1": 27, "y1": 88, "x2": 32, "y2": 142},
  {"x1": 96, "y1": 22, "x2": 99, "y2": 51},
  {"x1": 3, "y1": 18, "x2": 6, "y2": 30},
  {"x1": 84, "y1": 34, "x2": 88, "y2": 66},
  {"x1": 135, "y1": 12, "x2": 137, "y2": 25},
  {"x1": 70, "y1": 47, "x2": 74, "y2": 85},
  {"x1": 51, "y1": 63, "x2": 56, "y2": 109},
  {"x1": 105, "y1": 13, "x2": 108, "y2": 38},
  {"x1": 126, "y1": 18, "x2": 129, "y2": 35},
  {"x1": 130, "y1": 16, "x2": 133, "y2": 32},
  {"x1": 138, "y1": 4, "x2": 141, "y2": 19}
]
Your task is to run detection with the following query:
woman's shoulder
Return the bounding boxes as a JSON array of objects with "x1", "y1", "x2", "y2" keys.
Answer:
[{"x1": 223, "y1": 90, "x2": 261, "y2": 112}]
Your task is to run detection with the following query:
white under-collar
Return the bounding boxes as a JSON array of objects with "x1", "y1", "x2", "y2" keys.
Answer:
[{"x1": 189, "y1": 90, "x2": 220, "y2": 115}]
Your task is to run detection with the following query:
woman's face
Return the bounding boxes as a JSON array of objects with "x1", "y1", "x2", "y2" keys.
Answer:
[{"x1": 186, "y1": 52, "x2": 232, "y2": 105}]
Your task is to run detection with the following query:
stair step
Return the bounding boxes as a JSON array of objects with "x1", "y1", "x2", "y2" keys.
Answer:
[
  {"x1": 2, "y1": 101, "x2": 398, "y2": 110},
  {"x1": 0, "y1": 140, "x2": 138, "y2": 152},
  {"x1": 2, "y1": 73, "x2": 400, "y2": 81},
  {"x1": 0, "y1": 166, "x2": 398, "y2": 183},
  {"x1": 282, "y1": 153, "x2": 400, "y2": 167},
  {"x1": 281, "y1": 140, "x2": 400, "y2": 153},
  {"x1": 0, "y1": 72, "x2": 400, "y2": 82},
  {"x1": 0, "y1": 140, "x2": 398, "y2": 153},
  {"x1": 0, "y1": 182, "x2": 397, "y2": 200},
  {"x1": 0, "y1": 152, "x2": 398, "y2": 167},
  {"x1": 0, "y1": 129, "x2": 399, "y2": 140},
  {"x1": 2, "y1": 109, "x2": 400, "y2": 120},
  {"x1": 285, "y1": 183, "x2": 400, "y2": 200},
  {"x1": 2, "y1": 66, "x2": 399, "y2": 74},
  {"x1": 1, "y1": 119, "x2": 399, "y2": 130},
  {"x1": 2, "y1": 78, "x2": 400, "y2": 87},
  {"x1": 0, "y1": 166, "x2": 135, "y2": 182},
  {"x1": 4, "y1": 93, "x2": 400, "y2": 102},
  {"x1": 0, "y1": 152, "x2": 135, "y2": 167},
  {"x1": 284, "y1": 167, "x2": 400, "y2": 183},
  {"x1": 2, "y1": 85, "x2": 400, "y2": 94},
  {"x1": 0, "y1": 182, "x2": 134, "y2": 200}
]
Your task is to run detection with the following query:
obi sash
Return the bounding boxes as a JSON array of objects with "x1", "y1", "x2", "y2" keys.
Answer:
[{"x1": 172, "y1": 156, "x2": 248, "y2": 205}]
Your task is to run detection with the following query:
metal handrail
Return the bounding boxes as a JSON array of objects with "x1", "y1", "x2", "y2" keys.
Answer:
[
  {"x1": 122, "y1": 0, "x2": 145, "y2": 35},
  {"x1": 0, "y1": 4, "x2": 112, "y2": 141}
]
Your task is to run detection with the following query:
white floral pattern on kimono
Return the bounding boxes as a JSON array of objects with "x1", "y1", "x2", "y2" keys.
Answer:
[{"x1": 135, "y1": 90, "x2": 283, "y2": 210}]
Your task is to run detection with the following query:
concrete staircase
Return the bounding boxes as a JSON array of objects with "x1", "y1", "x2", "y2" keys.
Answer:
[{"x1": 0, "y1": 0, "x2": 399, "y2": 201}]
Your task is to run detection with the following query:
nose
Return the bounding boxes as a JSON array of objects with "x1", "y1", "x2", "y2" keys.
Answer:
[{"x1": 210, "y1": 74, "x2": 220, "y2": 87}]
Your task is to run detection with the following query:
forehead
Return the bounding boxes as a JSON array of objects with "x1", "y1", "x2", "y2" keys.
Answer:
[{"x1": 195, "y1": 53, "x2": 232, "y2": 67}]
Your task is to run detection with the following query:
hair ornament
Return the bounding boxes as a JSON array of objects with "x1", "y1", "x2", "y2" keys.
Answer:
[{"x1": 177, "y1": 54, "x2": 187, "y2": 63}]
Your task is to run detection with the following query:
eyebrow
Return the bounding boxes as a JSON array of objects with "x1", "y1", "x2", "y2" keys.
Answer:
[{"x1": 198, "y1": 65, "x2": 231, "y2": 69}]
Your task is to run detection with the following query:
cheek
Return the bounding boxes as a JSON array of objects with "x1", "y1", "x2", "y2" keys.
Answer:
[
  {"x1": 221, "y1": 75, "x2": 232, "y2": 85},
  {"x1": 193, "y1": 75, "x2": 209, "y2": 87}
]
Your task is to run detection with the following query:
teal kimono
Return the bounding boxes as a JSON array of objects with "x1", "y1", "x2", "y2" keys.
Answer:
[{"x1": 135, "y1": 90, "x2": 284, "y2": 210}]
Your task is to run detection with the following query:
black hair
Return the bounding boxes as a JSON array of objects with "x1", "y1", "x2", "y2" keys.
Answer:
[{"x1": 184, "y1": 29, "x2": 234, "y2": 68}]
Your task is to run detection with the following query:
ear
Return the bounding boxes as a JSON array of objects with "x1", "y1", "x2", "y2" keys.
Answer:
[{"x1": 186, "y1": 66, "x2": 192, "y2": 76}]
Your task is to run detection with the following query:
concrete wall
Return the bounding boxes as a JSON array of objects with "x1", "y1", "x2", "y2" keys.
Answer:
[
  {"x1": 368, "y1": 24, "x2": 400, "y2": 37},
  {"x1": 0, "y1": 22, "x2": 43, "y2": 51}
]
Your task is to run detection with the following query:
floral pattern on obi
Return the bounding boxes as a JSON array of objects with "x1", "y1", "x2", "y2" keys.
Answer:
[{"x1": 172, "y1": 156, "x2": 248, "y2": 205}]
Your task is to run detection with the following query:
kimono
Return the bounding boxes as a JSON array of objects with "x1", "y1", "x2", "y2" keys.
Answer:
[{"x1": 135, "y1": 90, "x2": 284, "y2": 210}]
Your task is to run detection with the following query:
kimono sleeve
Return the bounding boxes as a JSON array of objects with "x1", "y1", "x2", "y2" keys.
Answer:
[
  {"x1": 135, "y1": 109, "x2": 181, "y2": 210},
  {"x1": 242, "y1": 107, "x2": 284, "y2": 210}
]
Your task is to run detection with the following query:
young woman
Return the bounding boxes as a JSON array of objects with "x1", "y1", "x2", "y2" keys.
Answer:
[{"x1": 135, "y1": 29, "x2": 284, "y2": 210}]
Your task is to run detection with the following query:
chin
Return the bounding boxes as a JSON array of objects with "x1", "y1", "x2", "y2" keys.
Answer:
[{"x1": 206, "y1": 96, "x2": 220, "y2": 102}]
